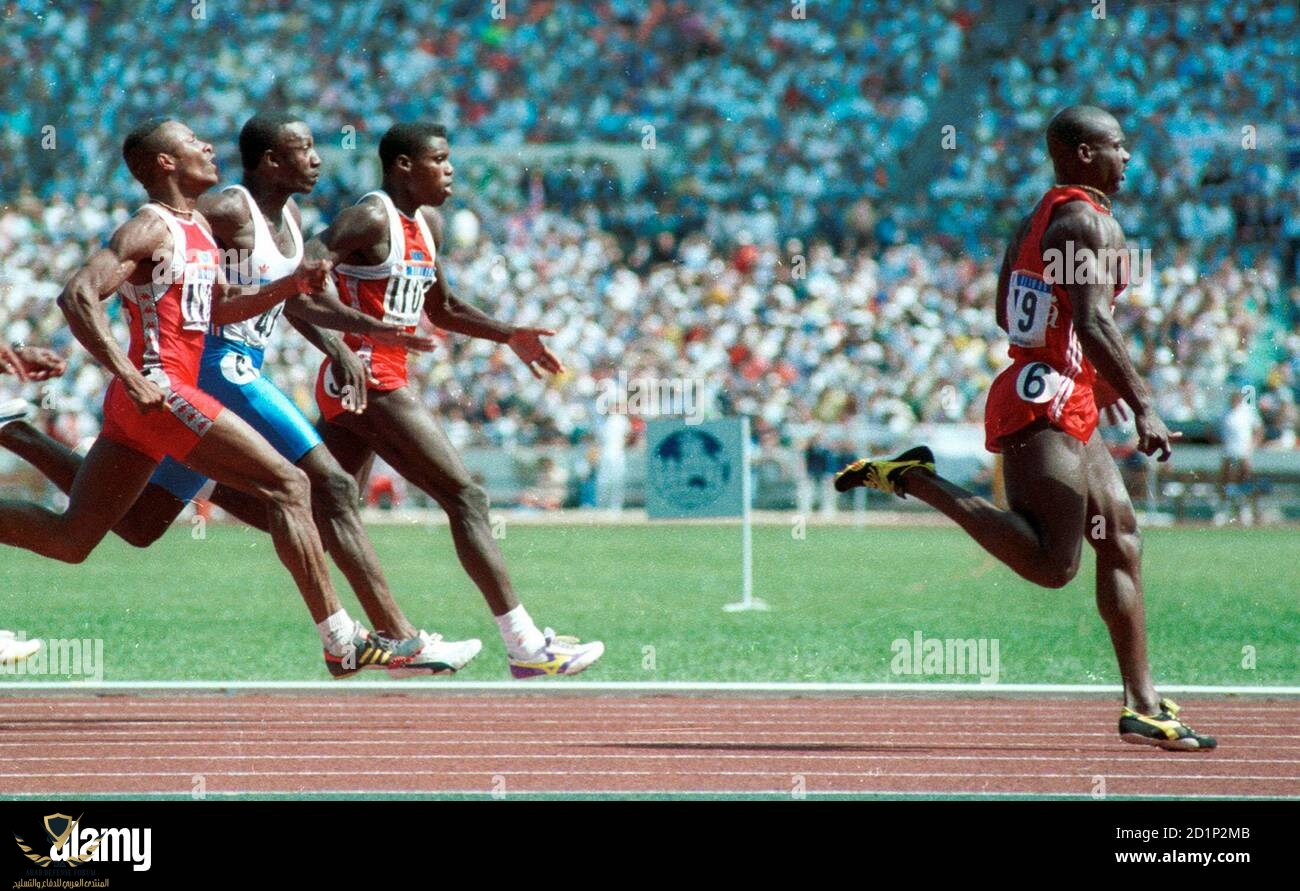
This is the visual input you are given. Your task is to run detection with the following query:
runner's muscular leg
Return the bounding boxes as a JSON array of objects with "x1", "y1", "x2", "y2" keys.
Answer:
[
  {"x1": 902, "y1": 423, "x2": 1088, "y2": 588},
  {"x1": 204, "y1": 410, "x2": 372, "y2": 536},
  {"x1": 316, "y1": 416, "x2": 374, "y2": 481},
  {"x1": 202, "y1": 419, "x2": 410, "y2": 634},
  {"x1": 333, "y1": 387, "x2": 518, "y2": 615},
  {"x1": 0, "y1": 436, "x2": 156, "y2": 563},
  {"x1": 181, "y1": 411, "x2": 341, "y2": 623},
  {"x1": 1083, "y1": 433, "x2": 1160, "y2": 713},
  {"x1": 296, "y1": 442, "x2": 416, "y2": 638},
  {"x1": 205, "y1": 482, "x2": 272, "y2": 533},
  {"x1": 0, "y1": 420, "x2": 187, "y2": 547}
]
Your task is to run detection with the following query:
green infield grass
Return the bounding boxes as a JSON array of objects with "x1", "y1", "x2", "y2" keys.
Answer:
[{"x1": 1, "y1": 522, "x2": 1295, "y2": 685}]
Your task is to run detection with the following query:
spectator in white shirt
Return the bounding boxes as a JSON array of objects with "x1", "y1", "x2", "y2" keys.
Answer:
[{"x1": 1220, "y1": 388, "x2": 1264, "y2": 524}]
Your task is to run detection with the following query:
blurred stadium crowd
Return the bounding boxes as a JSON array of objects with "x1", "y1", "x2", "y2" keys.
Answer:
[{"x1": 2, "y1": 0, "x2": 1298, "y2": 486}]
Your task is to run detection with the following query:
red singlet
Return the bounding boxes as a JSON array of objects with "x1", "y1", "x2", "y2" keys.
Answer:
[
  {"x1": 315, "y1": 190, "x2": 437, "y2": 421},
  {"x1": 100, "y1": 203, "x2": 225, "y2": 462},
  {"x1": 984, "y1": 186, "x2": 1126, "y2": 453}
]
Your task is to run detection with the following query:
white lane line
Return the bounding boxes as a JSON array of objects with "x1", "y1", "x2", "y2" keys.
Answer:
[
  {"x1": 0, "y1": 726, "x2": 1294, "y2": 739},
  {"x1": 5, "y1": 752, "x2": 1298, "y2": 768},
  {"x1": 0, "y1": 681, "x2": 1296, "y2": 696},
  {"x1": 0, "y1": 789, "x2": 1290, "y2": 800},
  {"x1": 0, "y1": 769, "x2": 1291, "y2": 782}
]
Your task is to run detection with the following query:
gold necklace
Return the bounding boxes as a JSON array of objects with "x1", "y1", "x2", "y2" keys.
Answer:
[
  {"x1": 1055, "y1": 183, "x2": 1111, "y2": 211},
  {"x1": 151, "y1": 198, "x2": 193, "y2": 218}
]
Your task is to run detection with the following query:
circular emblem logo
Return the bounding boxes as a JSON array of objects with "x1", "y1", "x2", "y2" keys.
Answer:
[
  {"x1": 1015, "y1": 361, "x2": 1063, "y2": 404},
  {"x1": 220, "y1": 351, "x2": 259, "y2": 385},
  {"x1": 650, "y1": 429, "x2": 732, "y2": 510},
  {"x1": 322, "y1": 361, "x2": 346, "y2": 398},
  {"x1": 142, "y1": 367, "x2": 172, "y2": 393}
]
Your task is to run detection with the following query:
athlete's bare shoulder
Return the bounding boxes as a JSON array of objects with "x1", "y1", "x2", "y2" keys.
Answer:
[
  {"x1": 196, "y1": 188, "x2": 248, "y2": 226},
  {"x1": 196, "y1": 188, "x2": 251, "y2": 245},
  {"x1": 285, "y1": 195, "x2": 302, "y2": 228},
  {"x1": 314, "y1": 196, "x2": 388, "y2": 264},
  {"x1": 95, "y1": 208, "x2": 174, "y2": 287},
  {"x1": 351, "y1": 192, "x2": 390, "y2": 225},
  {"x1": 1043, "y1": 198, "x2": 1123, "y2": 254},
  {"x1": 111, "y1": 208, "x2": 172, "y2": 261}
]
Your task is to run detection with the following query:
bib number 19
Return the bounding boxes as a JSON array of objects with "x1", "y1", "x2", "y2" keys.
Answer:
[{"x1": 1006, "y1": 271, "x2": 1052, "y2": 348}]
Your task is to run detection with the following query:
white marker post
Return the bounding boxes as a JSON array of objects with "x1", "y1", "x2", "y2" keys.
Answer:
[
  {"x1": 645, "y1": 415, "x2": 767, "y2": 612},
  {"x1": 724, "y1": 416, "x2": 766, "y2": 611}
]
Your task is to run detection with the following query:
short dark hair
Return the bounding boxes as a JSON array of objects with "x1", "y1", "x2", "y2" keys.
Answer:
[
  {"x1": 1045, "y1": 105, "x2": 1116, "y2": 155},
  {"x1": 378, "y1": 122, "x2": 448, "y2": 171},
  {"x1": 122, "y1": 117, "x2": 175, "y2": 177},
  {"x1": 239, "y1": 112, "x2": 304, "y2": 171}
]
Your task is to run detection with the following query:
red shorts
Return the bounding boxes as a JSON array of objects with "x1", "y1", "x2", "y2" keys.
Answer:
[
  {"x1": 100, "y1": 376, "x2": 224, "y2": 463},
  {"x1": 314, "y1": 358, "x2": 403, "y2": 422},
  {"x1": 983, "y1": 361, "x2": 1097, "y2": 453}
]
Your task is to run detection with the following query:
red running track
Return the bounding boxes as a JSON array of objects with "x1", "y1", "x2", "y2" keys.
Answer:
[{"x1": 0, "y1": 696, "x2": 1295, "y2": 797}]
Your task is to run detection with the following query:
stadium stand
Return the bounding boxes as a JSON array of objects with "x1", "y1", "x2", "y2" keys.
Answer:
[{"x1": 2, "y1": 0, "x2": 1296, "y2": 511}]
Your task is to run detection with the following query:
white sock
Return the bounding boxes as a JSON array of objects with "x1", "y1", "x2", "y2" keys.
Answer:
[
  {"x1": 495, "y1": 605, "x2": 546, "y2": 659},
  {"x1": 317, "y1": 610, "x2": 357, "y2": 655}
]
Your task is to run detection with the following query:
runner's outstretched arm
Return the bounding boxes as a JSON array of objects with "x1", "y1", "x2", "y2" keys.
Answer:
[
  {"x1": 418, "y1": 208, "x2": 512, "y2": 342},
  {"x1": 207, "y1": 249, "x2": 330, "y2": 326},
  {"x1": 418, "y1": 209, "x2": 563, "y2": 378},
  {"x1": 283, "y1": 284, "x2": 435, "y2": 351}
]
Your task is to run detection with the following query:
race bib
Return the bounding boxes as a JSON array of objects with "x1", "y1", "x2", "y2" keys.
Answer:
[
  {"x1": 1015, "y1": 361, "x2": 1064, "y2": 404},
  {"x1": 180, "y1": 249, "x2": 218, "y2": 331},
  {"x1": 382, "y1": 260, "x2": 436, "y2": 327},
  {"x1": 1006, "y1": 270, "x2": 1052, "y2": 348},
  {"x1": 250, "y1": 303, "x2": 285, "y2": 345}
]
